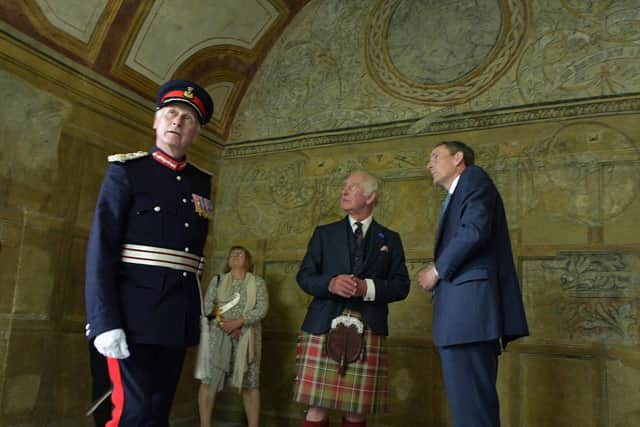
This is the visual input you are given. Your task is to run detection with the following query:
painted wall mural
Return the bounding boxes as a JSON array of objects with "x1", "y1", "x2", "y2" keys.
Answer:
[
  {"x1": 517, "y1": 0, "x2": 640, "y2": 103},
  {"x1": 382, "y1": 0, "x2": 504, "y2": 85},
  {"x1": 523, "y1": 252, "x2": 638, "y2": 345},
  {"x1": 213, "y1": 115, "x2": 640, "y2": 424},
  {"x1": 477, "y1": 121, "x2": 640, "y2": 230},
  {"x1": 366, "y1": 0, "x2": 526, "y2": 104},
  {"x1": 219, "y1": 119, "x2": 640, "y2": 247},
  {"x1": 215, "y1": 147, "x2": 433, "y2": 248},
  {"x1": 231, "y1": 0, "x2": 640, "y2": 142}
]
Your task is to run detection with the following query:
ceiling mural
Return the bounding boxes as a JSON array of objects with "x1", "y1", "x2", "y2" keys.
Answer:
[
  {"x1": 1, "y1": 0, "x2": 640, "y2": 145},
  {"x1": 365, "y1": 0, "x2": 527, "y2": 104},
  {"x1": 516, "y1": 0, "x2": 640, "y2": 103},
  {"x1": 230, "y1": 0, "x2": 640, "y2": 143},
  {"x1": 33, "y1": 0, "x2": 109, "y2": 44},
  {"x1": 229, "y1": 0, "x2": 423, "y2": 143},
  {"x1": 0, "y1": 0, "x2": 308, "y2": 142},
  {"x1": 125, "y1": 0, "x2": 280, "y2": 83},
  {"x1": 385, "y1": 0, "x2": 502, "y2": 84},
  {"x1": 21, "y1": 0, "x2": 121, "y2": 63}
]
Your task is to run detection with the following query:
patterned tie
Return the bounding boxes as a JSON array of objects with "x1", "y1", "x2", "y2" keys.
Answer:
[
  {"x1": 353, "y1": 222, "x2": 364, "y2": 274},
  {"x1": 438, "y1": 193, "x2": 452, "y2": 228},
  {"x1": 354, "y1": 222, "x2": 363, "y2": 247}
]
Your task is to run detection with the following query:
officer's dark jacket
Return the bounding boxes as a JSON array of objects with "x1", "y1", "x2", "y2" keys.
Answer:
[{"x1": 85, "y1": 147, "x2": 211, "y2": 346}]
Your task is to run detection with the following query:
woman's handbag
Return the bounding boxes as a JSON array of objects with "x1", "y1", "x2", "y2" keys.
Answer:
[
  {"x1": 194, "y1": 275, "x2": 220, "y2": 380},
  {"x1": 194, "y1": 316, "x2": 210, "y2": 380}
]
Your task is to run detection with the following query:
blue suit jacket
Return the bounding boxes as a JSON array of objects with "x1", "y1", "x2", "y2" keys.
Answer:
[
  {"x1": 296, "y1": 217, "x2": 410, "y2": 335},
  {"x1": 85, "y1": 147, "x2": 211, "y2": 346},
  {"x1": 433, "y1": 165, "x2": 529, "y2": 348}
]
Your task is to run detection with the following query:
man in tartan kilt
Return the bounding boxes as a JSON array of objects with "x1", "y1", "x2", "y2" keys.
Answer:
[{"x1": 294, "y1": 171, "x2": 410, "y2": 427}]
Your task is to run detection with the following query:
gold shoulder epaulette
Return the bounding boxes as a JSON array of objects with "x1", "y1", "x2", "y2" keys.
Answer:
[
  {"x1": 188, "y1": 161, "x2": 213, "y2": 176},
  {"x1": 107, "y1": 151, "x2": 148, "y2": 163}
]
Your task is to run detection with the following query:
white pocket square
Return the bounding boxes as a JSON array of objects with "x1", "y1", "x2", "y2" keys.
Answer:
[{"x1": 380, "y1": 245, "x2": 389, "y2": 252}]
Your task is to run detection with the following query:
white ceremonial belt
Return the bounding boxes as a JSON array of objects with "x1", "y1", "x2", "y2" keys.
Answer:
[{"x1": 121, "y1": 243, "x2": 204, "y2": 274}]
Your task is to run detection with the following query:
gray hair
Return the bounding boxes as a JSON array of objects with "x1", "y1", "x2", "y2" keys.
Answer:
[{"x1": 352, "y1": 170, "x2": 380, "y2": 206}]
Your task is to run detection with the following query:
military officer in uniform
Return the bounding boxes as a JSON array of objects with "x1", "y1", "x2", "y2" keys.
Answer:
[{"x1": 85, "y1": 80, "x2": 214, "y2": 426}]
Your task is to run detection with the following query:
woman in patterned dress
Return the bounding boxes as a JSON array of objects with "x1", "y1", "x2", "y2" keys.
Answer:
[{"x1": 197, "y1": 246, "x2": 269, "y2": 427}]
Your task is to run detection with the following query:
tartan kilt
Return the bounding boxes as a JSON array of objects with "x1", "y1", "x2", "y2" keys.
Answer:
[{"x1": 292, "y1": 330, "x2": 389, "y2": 415}]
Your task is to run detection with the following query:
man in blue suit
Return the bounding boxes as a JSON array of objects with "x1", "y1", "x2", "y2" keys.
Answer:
[
  {"x1": 418, "y1": 141, "x2": 529, "y2": 427},
  {"x1": 85, "y1": 80, "x2": 214, "y2": 426},
  {"x1": 293, "y1": 171, "x2": 410, "y2": 427}
]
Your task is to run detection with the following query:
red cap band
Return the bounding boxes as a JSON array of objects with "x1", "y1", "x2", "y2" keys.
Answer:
[{"x1": 160, "y1": 90, "x2": 206, "y2": 120}]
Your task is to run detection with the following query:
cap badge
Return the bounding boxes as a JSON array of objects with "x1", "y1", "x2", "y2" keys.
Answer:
[{"x1": 184, "y1": 87, "x2": 194, "y2": 99}]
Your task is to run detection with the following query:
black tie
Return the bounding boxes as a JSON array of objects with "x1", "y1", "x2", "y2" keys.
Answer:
[
  {"x1": 353, "y1": 222, "x2": 364, "y2": 274},
  {"x1": 354, "y1": 222, "x2": 363, "y2": 247}
]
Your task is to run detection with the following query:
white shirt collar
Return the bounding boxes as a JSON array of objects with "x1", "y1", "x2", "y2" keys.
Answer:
[
  {"x1": 448, "y1": 174, "x2": 461, "y2": 195},
  {"x1": 349, "y1": 215, "x2": 373, "y2": 237}
]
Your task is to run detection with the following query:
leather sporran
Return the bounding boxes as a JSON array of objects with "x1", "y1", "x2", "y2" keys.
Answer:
[{"x1": 325, "y1": 314, "x2": 365, "y2": 375}]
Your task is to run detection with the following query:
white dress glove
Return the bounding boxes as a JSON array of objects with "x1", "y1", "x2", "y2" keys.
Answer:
[{"x1": 94, "y1": 328, "x2": 130, "y2": 359}]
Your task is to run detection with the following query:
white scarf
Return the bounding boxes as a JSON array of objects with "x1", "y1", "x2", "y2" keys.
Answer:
[{"x1": 206, "y1": 271, "x2": 257, "y2": 391}]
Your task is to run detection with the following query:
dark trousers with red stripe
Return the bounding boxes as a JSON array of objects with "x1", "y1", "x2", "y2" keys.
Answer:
[
  {"x1": 89, "y1": 341, "x2": 112, "y2": 427},
  {"x1": 106, "y1": 344, "x2": 186, "y2": 427}
]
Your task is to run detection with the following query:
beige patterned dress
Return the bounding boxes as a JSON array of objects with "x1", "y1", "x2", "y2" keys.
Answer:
[{"x1": 202, "y1": 274, "x2": 269, "y2": 389}]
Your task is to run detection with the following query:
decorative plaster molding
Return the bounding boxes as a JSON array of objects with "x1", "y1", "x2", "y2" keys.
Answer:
[
  {"x1": 22, "y1": 0, "x2": 122, "y2": 63},
  {"x1": 126, "y1": 0, "x2": 280, "y2": 83},
  {"x1": 224, "y1": 94, "x2": 640, "y2": 158}
]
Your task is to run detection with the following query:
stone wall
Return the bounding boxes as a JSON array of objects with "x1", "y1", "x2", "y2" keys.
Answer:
[{"x1": 0, "y1": 34, "x2": 222, "y2": 426}]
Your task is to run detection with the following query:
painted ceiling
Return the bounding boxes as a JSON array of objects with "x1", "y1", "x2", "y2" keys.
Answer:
[
  {"x1": 0, "y1": 0, "x2": 309, "y2": 143},
  {"x1": 2, "y1": 0, "x2": 640, "y2": 148}
]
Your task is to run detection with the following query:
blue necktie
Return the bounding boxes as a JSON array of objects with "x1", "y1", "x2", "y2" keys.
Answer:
[{"x1": 438, "y1": 193, "x2": 452, "y2": 227}]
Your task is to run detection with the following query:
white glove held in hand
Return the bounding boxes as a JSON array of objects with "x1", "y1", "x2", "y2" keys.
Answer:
[{"x1": 94, "y1": 328, "x2": 130, "y2": 359}]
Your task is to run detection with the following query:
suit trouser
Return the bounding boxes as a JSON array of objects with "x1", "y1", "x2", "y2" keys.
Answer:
[
  {"x1": 438, "y1": 341, "x2": 500, "y2": 427},
  {"x1": 106, "y1": 343, "x2": 186, "y2": 427}
]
